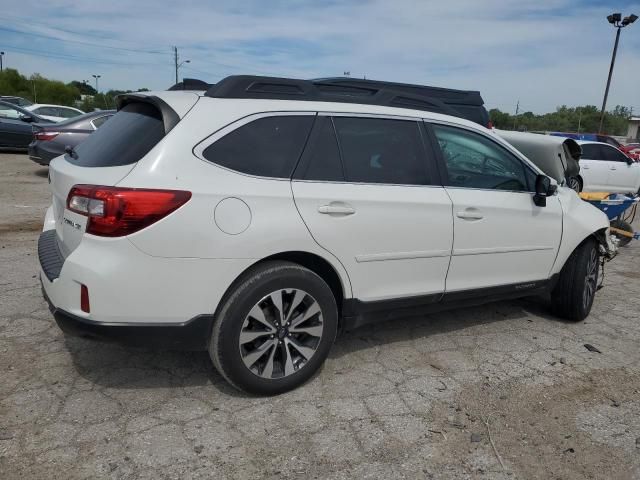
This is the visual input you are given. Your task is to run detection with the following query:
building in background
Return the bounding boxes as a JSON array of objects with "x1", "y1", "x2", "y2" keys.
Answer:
[{"x1": 628, "y1": 116, "x2": 640, "y2": 141}]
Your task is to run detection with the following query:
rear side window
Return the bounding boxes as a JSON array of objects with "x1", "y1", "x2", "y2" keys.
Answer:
[
  {"x1": 203, "y1": 116, "x2": 314, "y2": 178},
  {"x1": 91, "y1": 115, "x2": 111, "y2": 128},
  {"x1": 333, "y1": 117, "x2": 430, "y2": 185},
  {"x1": 295, "y1": 117, "x2": 344, "y2": 181},
  {"x1": 70, "y1": 103, "x2": 165, "y2": 167}
]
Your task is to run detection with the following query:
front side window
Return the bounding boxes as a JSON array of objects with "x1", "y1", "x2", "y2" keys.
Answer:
[
  {"x1": 601, "y1": 145, "x2": 629, "y2": 163},
  {"x1": 332, "y1": 117, "x2": 430, "y2": 185},
  {"x1": 432, "y1": 124, "x2": 533, "y2": 191},
  {"x1": 203, "y1": 115, "x2": 314, "y2": 178}
]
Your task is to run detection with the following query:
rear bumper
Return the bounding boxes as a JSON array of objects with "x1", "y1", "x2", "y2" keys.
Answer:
[
  {"x1": 37, "y1": 227, "x2": 253, "y2": 349},
  {"x1": 42, "y1": 283, "x2": 213, "y2": 350},
  {"x1": 28, "y1": 143, "x2": 59, "y2": 165}
]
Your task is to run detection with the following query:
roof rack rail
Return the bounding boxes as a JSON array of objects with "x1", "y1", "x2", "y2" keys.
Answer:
[
  {"x1": 204, "y1": 75, "x2": 488, "y2": 124},
  {"x1": 168, "y1": 78, "x2": 213, "y2": 91}
]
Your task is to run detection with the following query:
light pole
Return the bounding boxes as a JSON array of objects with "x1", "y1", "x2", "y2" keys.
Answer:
[
  {"x1": 173, "y1": 47, "x2": 190, "y2": 83},
  {"x1": 599, "y1": 12, "x2": 638, "y2": 133},
  {"x1": 0, "y1": 52, "x2": 4, "y2": 72},
  {"x1": 92, "y1": 74, "x2": 101, "y2": 93}
]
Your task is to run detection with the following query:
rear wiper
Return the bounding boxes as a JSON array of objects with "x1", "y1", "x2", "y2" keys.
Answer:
[{"x1": 64, "y1": 145, "x2": 78, "y2": 159}]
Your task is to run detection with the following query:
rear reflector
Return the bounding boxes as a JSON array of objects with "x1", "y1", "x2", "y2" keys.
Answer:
[
  {"x1": 67, "y1": 185, "x2": 192, "y2": 237},
  {"x1": 34, "y1": 132, "x2": 60, "y2": 141},
  {"x1": 80, "y1": 284, "x2": 90, "y2": 313}
]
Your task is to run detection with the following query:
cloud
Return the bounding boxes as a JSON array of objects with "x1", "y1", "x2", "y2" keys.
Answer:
[{"x1": 1, "y1": 0, "x2": 639, "y2": 113}]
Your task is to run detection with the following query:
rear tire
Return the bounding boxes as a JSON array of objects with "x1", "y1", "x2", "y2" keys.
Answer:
[
  {"x1": 209, "y1": 261, "x2": 338, "y2": 395},
  {"x1": 551, "y1": 239, "x2": 599, "y2": 321},
  {"x1": 610, "y1": 219, "x2": 633, "y2": 247}
]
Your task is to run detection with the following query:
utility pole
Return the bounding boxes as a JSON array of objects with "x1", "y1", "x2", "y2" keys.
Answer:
[
  {"x1": 174, "y1": 46, "x2": 178, "y2": 84},
  {"x1": 173, "y1": 46, "x2": 190, "y2": 84},
  {"x1": 512, "y1": 100, "x2": 520, "y2": 130},
  {"x1": 0, "y1": 51, "x2": 4, "y2": 72},
  {"x1": 577, "y1": 107, "x2": 582, "y2": 133},
  {"x1": 599, "y1": 12, "x2": 638, "y2": 133}
]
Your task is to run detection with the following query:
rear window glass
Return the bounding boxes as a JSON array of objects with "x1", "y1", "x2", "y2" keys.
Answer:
[
  {"x1": 69, "y1": 103, "x2": 165, "y2": 167},
  {"x1": 202, "y1": 116, "x2": 314, "y2": 178}
]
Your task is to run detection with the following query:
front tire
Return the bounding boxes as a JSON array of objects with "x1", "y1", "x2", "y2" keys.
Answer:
[
  {"x1": 551, "y1": 239, "x2": 599, "y2": 321},
  {"x1": 567, "y1": 176, "x2": 582, "y2": 193},
  {"x1": 209, "y1": 261, "x2": 338, "y2": 395}
]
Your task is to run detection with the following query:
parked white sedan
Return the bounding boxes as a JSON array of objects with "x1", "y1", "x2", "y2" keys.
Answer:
[
  {"x1": 25, "y1": 104, "x2": 84, "y2": 123},
  {"x1": 570, "y1": 141, "x2": 640, "y2": 193}
]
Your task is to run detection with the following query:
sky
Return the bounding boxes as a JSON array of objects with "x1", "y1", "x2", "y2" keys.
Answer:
[{"x1": 1, "y1": 0, "x2": 639, "y2": 114}]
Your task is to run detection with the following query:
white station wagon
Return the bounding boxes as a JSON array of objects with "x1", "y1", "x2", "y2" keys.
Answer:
[{"x1": 39, "y1": 76, "x2": 616, "y2": 394}]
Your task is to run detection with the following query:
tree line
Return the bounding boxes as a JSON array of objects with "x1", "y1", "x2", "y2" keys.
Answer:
[
  {"x1": 489, "y1": 104, "x2": 632, "y2": 137},
  {"x1": 0, "y1": 68, "x2": 149, "y2": 112}
]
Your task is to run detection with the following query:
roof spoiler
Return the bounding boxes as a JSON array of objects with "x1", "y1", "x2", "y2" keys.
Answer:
[{"x1": 115, "y1": 94, "x2": 181, "y2": 134}]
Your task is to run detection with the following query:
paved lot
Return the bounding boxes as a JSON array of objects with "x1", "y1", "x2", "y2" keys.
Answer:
[{"x1": 1, "y1": 152, "x2": 640, "y2": 479}]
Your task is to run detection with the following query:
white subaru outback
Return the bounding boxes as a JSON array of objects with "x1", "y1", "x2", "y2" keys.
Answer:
[{"x1": 39, "y1": 76, "x2": 616, "y2": 394}]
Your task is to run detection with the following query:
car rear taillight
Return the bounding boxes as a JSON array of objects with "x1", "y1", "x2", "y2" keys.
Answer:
[
  {"x1": 66, "y1": 185, "x2": 192, "y2": 237},
  {"x1": 34, "y1": 132, "x2": 60, "y2": 141}
]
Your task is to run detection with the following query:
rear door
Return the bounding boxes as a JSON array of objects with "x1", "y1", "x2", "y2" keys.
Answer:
[
  {"x1": 600, "y1": 144, "x2": 640, "y2": 192},
  {"x1": 429, "y1": 122, "x2": 562, "y2": 293},
  {"x1": 579, "y1": 144, "x2": 612, "y2": 191},
  {"x1": 292, "y1": 114, "x2": 453, "y2": 302}
]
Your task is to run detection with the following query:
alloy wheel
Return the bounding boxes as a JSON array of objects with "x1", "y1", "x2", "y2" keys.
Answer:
[
  {"x1": 238, "y1": 289, "x2": 324, "y2": 379},
  {"x1": 583, "y1": 248, "x2": 599, "y2": 310}
]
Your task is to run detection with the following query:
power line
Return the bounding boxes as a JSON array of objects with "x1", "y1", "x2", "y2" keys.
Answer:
[
  {"x1": 2, "y1": 43, "x2": 167, "y2": 67},
  {"x1": 0, "y1": 25, "x2": 167, "y2": 55}
]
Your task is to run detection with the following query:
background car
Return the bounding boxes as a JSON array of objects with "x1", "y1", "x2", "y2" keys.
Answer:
[
  {"x1": 620, "y1": 142, "x2": 640, "y2": 161},
  {"x1": 0, "y1": 95, "x2": 33, "y2": 108},
  {"x1": 0, "y1": 100, "x2": 52, "y2": 149},
  {"x1": 29, "y1": 110, "x2": 114, "y2": 165},
  {"x1": 570, "y1": 140, "x2": 640, "y2": 193},
  {"x1": 25, "y1": 104, "x2": 85, "y2": 122}
]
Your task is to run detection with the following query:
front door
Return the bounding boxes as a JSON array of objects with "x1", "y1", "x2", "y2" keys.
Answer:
[
  {"x1": 292, "y1": 115, "x2": 453, "y2": 302},
  {"x1": 600, "y1": 144, "x2": 640, "y2": 193},
  {"x1": 430, "y1": 123, "x2": 563, "y2": 293}
]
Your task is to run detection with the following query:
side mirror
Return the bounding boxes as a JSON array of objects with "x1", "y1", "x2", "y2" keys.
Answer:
[
  {"x1": 533, "y1": 174, "x2": 553, "y2": 207},
  {"x1": 626, "y1": 157, "x2": 634, "y2": 165},
  {"x1": 19, "y1": 113, "x2": 34, "y2": 123}
]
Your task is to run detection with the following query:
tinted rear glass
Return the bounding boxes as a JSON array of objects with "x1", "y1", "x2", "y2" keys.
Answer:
[
  {"x1": 69, "y1": 103, "x2": 165, "y2": 167},
  {"x1": 203, "y1": 115, "x2": 314, "y2": 178}
]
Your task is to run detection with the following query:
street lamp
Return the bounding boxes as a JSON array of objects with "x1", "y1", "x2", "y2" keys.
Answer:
[
  {"x1": 92, "y1": 74, "x2": 101, "y2": 93},
  {"x1": 599, "y1": 12, "x2": 638, "y2": 133},
  {"x1": 0, "y1": 52, "x2": 5, "y2": 72}
]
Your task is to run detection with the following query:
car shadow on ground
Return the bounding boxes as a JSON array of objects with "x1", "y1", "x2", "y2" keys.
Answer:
[
  {"x1": 33, "y1": 167, "x2": 48, "y2": 178},
  {"x1": 61, "y1": 296, "x2": 560, "y2": 396}
]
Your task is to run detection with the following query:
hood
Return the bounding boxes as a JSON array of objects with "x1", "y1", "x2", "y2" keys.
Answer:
[{"x1": 495, "y1": 130, "x2": 580, "y2": 184}]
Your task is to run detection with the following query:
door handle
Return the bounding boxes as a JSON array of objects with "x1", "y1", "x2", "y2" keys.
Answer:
[
  {"x1": 610, "y1": 167, "x2": 617, "y2": 170},
  {"x1": 582, "y1": 166, "x2": 590, "y2": 169},
  {"x1": 318, "y1": 204, "x2": 355, "y2": 215},
  {"x1": 456, "y1": 210, "x2": 484, "y2": 220}
]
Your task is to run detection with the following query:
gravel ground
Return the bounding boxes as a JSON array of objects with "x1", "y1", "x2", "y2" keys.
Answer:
[{"x1": 1, "y1": 152, "x2": 640, "y2": 479}]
